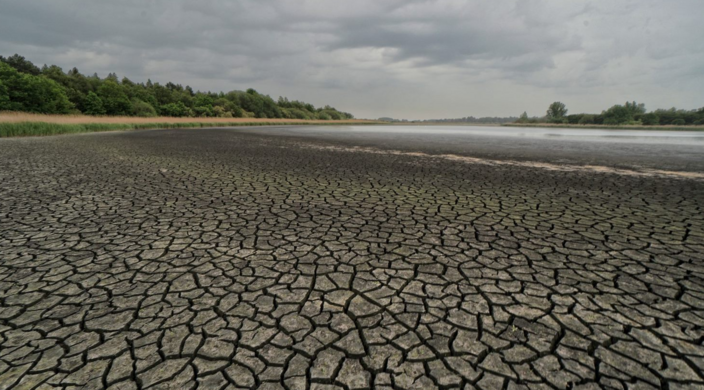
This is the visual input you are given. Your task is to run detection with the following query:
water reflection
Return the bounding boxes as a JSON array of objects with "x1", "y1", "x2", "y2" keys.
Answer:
[{"x1": 332, "y1": 126, "x2": 704, "y2": 145}]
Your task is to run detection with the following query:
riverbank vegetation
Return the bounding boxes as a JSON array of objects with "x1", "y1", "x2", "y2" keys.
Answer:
[
  {"x1": 516, "y1": 101, "x2": 704, "y2": 127},
  {"x1": 380, "y1": 116, "x2": 517, "y2": 124},
  {"x1": 0, "y1": 114, "x2": 377, "y2": 137},
  {"x1": 0, "y1": 54, "x2": 354, "y2": 120}
]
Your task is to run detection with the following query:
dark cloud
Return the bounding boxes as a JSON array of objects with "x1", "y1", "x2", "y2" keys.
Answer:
[{"x1": 0, "y1": 0, "x2": 702, "y2": 119}]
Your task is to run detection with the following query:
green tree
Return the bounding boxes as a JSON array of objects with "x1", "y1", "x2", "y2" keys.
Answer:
[
  {"x1": 193, "y1": 105, "x2": 214, "y2": 117},
  {"x1": 640, "y1": 113, "x2": 659, "y2": 126},
  {"x1": 517, "y1": 112, "x2": 529, "y2": 123},
  {"x1": 83, "y1": 92, "x2": 106, "y2": 115},
  {"x1": 602, "y1": 105, "x2": 633, "y2": 125},
  {"x1": 160, "y1": 101, "x2": 190, "y2": 117},
  {"x1": 98, "y1": 81, "x2": 132, "y2": 115},
  {"x1": 0, "y1": 62, "x2": 73, "y2": 113},
  {"x1": 0, "y1": 53, "x2": 357, "y2": 119},
  {"x1": 131, "y1": 99, "x2": 157, "y2": 117},
  {"x1": 566, "y1": 114, "x2": 584, "y2": 124},
  {"x1": 0, "y1": 54, "x2": 41, "y2": 75},
  {"x1": 578, "y1": 115, "x2": 595, "y2": 125},
  {"x1": 624, "y1": 101, "x2": 646, "y2": 116},
  {"x1": 21, "y1": 76, "x2": 73, "y2": 113},
  {"x1": 0, "y1": 80, "x2": 9, "y2": 110},
  {"x1": 546, "y1": 102, "x2": 568, "y2": 123},
  {"x1": 194, "y1": 93, "x2": 214, "y2": 107},
  {"x1": 213, "y1": 106, "x2": 233, "y2": 118}
]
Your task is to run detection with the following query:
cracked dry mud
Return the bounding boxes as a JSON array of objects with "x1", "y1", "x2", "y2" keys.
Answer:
[{"x1": 1, "y1": 128, "x2": 703, "y2": 390}]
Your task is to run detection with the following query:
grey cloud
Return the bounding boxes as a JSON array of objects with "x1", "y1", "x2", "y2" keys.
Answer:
[{"x1": 0, "y1": 0, "x2": 702, "y2": 119}]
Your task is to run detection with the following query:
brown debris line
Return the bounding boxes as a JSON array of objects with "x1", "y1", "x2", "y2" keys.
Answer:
[{"x1": 0, "y1": 112, "x2": 380, "y2": 125}]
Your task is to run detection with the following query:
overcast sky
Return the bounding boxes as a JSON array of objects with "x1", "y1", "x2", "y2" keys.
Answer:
[{"x1": 1, "y1": 0, "x2": 703, "y2": 119}]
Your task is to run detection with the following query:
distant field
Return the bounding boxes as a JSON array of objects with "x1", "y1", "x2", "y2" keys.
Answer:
[
  {"x1": 503, "y1": 122, "x2": 704, "y2": 131},
  {"x1": 0, "y1": 112, "x2": 383, "y2": 137}
]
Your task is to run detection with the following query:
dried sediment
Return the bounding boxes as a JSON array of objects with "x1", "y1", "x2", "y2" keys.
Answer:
[{"x1": 0, "y1": 128, "x2": 702, "y2": 389}]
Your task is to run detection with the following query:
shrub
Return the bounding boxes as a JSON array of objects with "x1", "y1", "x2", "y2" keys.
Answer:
[
  {"x1": 578, "y1": 115, "x2": 595, "y2": 125},
  {"x1": 131, "y1": 99, "x2": 157, "y2": 117},
  {"x1": 566, "y1": 114, "x2": 583, "y2": 124},
  {"x1": 213, "y1": 106, "x2": 233, "y2": 118},
  {"x1": 285, "y1": 108, "x2": 313, "y2": 120},
  {"x1": 602, "y1": 105, "x2": 633, "y2": 125},
  {"x1": 160, "y1": 102, "x2": 190, "y2": 117},
  {"x1": 672, "y1": 118, "x2": 686, "y2": 126},
  {"x1": 640, "y1": 113, "x2": 660, "y2": 126},
  {"x1": 193, "y1": 106, "x2": 214, "y2": 117}
]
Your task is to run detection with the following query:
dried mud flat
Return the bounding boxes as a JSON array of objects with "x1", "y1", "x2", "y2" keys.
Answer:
[{"x1": 0, "y1": 128, "x2": 703, "y2": 390}]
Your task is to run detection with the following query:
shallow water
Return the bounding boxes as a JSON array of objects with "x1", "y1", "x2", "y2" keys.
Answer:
[{"x1": 261, "y1": 125, "x2": 704, "y2": 145}]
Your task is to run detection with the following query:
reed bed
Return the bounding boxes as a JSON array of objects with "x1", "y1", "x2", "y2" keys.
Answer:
[
  {"x1": 0, "y1": 112, "x2": 375, "y2": 125},
  {"x1": 0, "y1": 112, "x2": 382, "y2": 137}
]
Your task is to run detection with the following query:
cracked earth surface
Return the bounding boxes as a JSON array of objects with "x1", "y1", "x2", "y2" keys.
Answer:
[{"x1": 1, "y1": 128, "x2": 703, "y2": 390}]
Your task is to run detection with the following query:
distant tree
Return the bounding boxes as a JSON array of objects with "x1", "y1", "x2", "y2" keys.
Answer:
[
  {"x1": 194, "y1": 93, "x2": 214, "y2": 108},
  {"x1": 546, "y1": 102, "x2": 568, "y2": 123},
  {"x1": 653, "y1": 108, "x2": 679, "y2": 126},
  {"x1": 672, "y1": 118, "x2": 686, "y2": 126},
  {"x1": 578, "y1": 114, "x2": 595, "y2": 125},
  {"x1": 160, "y1": 101, "x2": 190, "y2": 117},
  {"x1": 20, "y1": 75, "x2": 74, "y2": 114},
  {"x1": 106, "y1": 73, "x2": 119, "y2": 83},
  {"x1": 121, "y1": 77, "x2": 135, "y2": 87},
  {"x1": 0, "y1": 62, "x2": 73, "y2": 113},
  {"x1": 602, "y1": 104, "x2": 633, "y2": 125},
  {"x1": 517, "y1": 112, "x2": 529, "y2": 123},
  {"x1": 0, "y1": 53, "x2": 355, "y2": 119},
  {"x1": 213, "y1": 106, "x2": 233, "y2": 118},
  {"x1": 0, "y1": 54, "x2": 41, "y2": 75},
  {"x1": 193, "y1": 105, "x2": 214, "y2": 117},
  {"x1": 131, "y1": 99, "x2": 157, "y2": 117},
  {"x1": 566, "y1": 114, "x2": 584, "y2": 124},
  {"x1": 97, "y1": 81, "x2": 132, "y2": 115},
  {"x1": 624, "y1": 101, "x2": 646, "y2": 116},
  {"x1": 0, "y1": 80, "x2": 9, "y2": 110},
  {"x1": 640, "y1": 113, "x2": 659, "y2": 126},
  {"x1": 83, "y1": 92, "x2": 106, "y2": 115}
]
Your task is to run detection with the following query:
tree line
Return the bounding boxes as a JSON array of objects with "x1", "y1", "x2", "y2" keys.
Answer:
[
  {"x1": 418, "y1": 116, "x2": 518, "y2": 124},
  {"x1": 0, "y1": 54, "x2": 354, "y2": 120},
  {"x1": 517, "y1": 101, "x2": 704, "y2": 126}
]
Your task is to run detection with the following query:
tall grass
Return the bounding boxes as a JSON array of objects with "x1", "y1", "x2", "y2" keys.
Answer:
[
  {"x1": 0, "y1": 121, "x2": 378, "y2": 137},
  {"x1": 0, "y1": 112, "x2": 377, "y2": 125}
]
